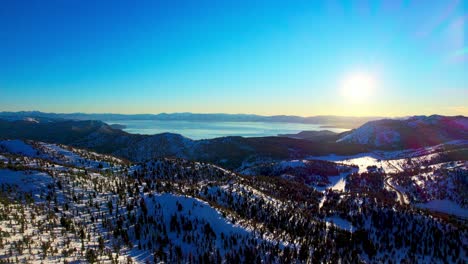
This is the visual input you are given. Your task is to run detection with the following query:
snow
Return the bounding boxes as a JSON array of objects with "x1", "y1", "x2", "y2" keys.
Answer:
[
  {"x1": 380, "y1": 140, "x2": 468, "y2": 158},
  {"x1": 40, "y1": 143, "x2": 83, "y2": 162},
  {"x1": 337, "y1": 121, "x2": 401, "y2": 147},
  {"x1": 278, "y1": 160, "x2": 306, "y2": 169},
  {"x1": 128, "y1": 193, "x2": 252, "y2": 261},
  {"x1": 338, "y1": 115, "x2": 468, "y2": 147},
  {"x1": 0, "y1": 168, "x2": 114, "y2": 263},
  {"x1": 314, "y1": 173, "x2": 347, "y2": 192},
  {"x1": 310, "y1": 152, "x2": 380, "y2": 162},
  {"x1": 0, "y1": 137, "x2": 464, "y2": 262},
  {"x1": 156, "y1": 193, "x2": 248, "y2": 236},
  {"x1": 36, "y1": 142, "x2": 117, "y2": 169},
  {"x1": 24, "y1": 117, "x2": 39, "y2": 123},
  {"x1": 0, "y1": 169, "x2": 53, "y2": 196},
  {"x1": 316, "y1": 173, "x2": 348, "y2": 209},
  {"x1": 417, "y1": 200, "x2": 468, "y2": 219},
  {"x1": 310, "y1": 153, "x2": 385, "y2": 173},
  {"x1": 326, "y1": 216, "x2": 355, "y2": 233},
  {"x1": 407, "y1": 115, "x2": 468, "y2": 130},
  {"x1": 0, "y1": 140, "x2": 124, "y2": 170},
  {"x1": 326, "y1": 140, "x2": 468, "y2": 166},
  {"x1": 309, "y1": 150, "x2": 448, "y2": 174},
  {"x1": 337, "y1": 123, "x2": 375, "y2": 145},
  {"x1": 330, "y1": 175, "x2": 347, "y2": 191},
  {"x1": 375, "y1": 130, "x2": 400, "y2": 146},
  {"x1": 0, "y1": 140, "x2": 38, "y2": 157},
  {"x1": 219, "y1": 183, "x2": 284, "y2": 207}
]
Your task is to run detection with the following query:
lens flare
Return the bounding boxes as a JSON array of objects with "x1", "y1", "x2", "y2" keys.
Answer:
[{"x1": 340, "y1": 72, "x2": 377, "y2": 101}]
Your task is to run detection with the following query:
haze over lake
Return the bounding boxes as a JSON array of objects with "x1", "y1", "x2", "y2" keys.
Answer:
[{"x1": 104, "y1": 120, "x2": 349, "y2": 140}]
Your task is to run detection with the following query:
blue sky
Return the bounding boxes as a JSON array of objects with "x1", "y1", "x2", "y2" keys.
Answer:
[{"x1": 1, "y1": 0, "x2": 467, "y2": 116}]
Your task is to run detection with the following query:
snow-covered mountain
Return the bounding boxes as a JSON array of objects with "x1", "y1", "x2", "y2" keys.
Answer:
[
  {"x1": 0, "y1": 139, "x2": 466, "y2": 263},
  {"x1": 337, "y1": 115, "x2": 468, "y2": 149}
]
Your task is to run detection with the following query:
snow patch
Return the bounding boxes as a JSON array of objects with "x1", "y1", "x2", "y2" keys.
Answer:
[
  {"x1": 417, "y1": 199, "x2": 468, "y2": 218},
  {"x1": 0, "y1": 169, "x2": 53, "y2": 197},
  {"x1": 0, "y1": 140, "x2": 38, "y2": 157},
  {"x1": 326, "y1": 216, "x2": 355, "y2": 233}
]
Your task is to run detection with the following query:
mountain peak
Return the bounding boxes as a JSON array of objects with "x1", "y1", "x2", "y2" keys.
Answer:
[{"x1": 337, "y1": 115, "x2": 468, "y2": 149}]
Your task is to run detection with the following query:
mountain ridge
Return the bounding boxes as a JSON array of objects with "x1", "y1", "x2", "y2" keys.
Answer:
[
  {"x1": 337, "y1": 115, "x2": 468, "y2": 149},
  {"x1": 0, "y1": 111, "x2": 383, "y2": 128},
  {"x1": 0, "y1": 114, "x2": 466, "y2": 169}
]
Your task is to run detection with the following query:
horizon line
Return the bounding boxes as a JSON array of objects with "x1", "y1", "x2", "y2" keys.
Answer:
[{"x1": 0, "y1": 110, "x2": 442, "y2": 119}]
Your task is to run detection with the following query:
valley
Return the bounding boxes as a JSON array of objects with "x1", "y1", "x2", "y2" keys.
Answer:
[{"x1": 0, "y1": 114, "x2": 466, "y2": 263}]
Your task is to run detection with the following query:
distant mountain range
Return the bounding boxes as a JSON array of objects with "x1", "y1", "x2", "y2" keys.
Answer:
[
  {"x1": 0, "y1": 113, "x2": 466, "y2": 169},
  {"x1": 0, "y1": 111, "x2": 382, "y2": 129}
]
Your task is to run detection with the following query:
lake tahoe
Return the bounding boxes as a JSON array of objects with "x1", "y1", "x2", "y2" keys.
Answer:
[{"x1": 104, "y1": 120, "x2": 349, "y2": 140}]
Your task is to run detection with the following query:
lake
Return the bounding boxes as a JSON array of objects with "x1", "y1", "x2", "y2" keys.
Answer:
[{"x1": 104, "y1": 120, "x2": 349, "y2": 140}]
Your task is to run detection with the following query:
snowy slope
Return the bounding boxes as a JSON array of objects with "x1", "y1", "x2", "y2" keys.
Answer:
[
  {"x1": 129, "y1": 193, "x2": 253, "y2": 261},
  {"x1": 0, "y1": 140, "x2": 38, "y2": 157},
  {"x1": 337, "y1": 115, "x2": 468, "y2": 149},
  {"x1": 0, "y1": 139, "x2": 465, "y2": 263},
  {"x1": 337, "y1": 121, "x2": 400, "y2": 146},
  {"x1": 0, "y1": 169, "x2": 53, "y2": 197}
]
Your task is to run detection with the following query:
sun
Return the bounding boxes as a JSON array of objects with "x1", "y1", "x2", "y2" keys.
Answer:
[{"x1": 340, "y1": 72, "x2": 377, "y2": 101}]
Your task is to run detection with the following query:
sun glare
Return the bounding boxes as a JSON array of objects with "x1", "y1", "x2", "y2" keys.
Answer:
[{"x1": 340, "y1": 72, "x2": 377, "y2": 101}]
